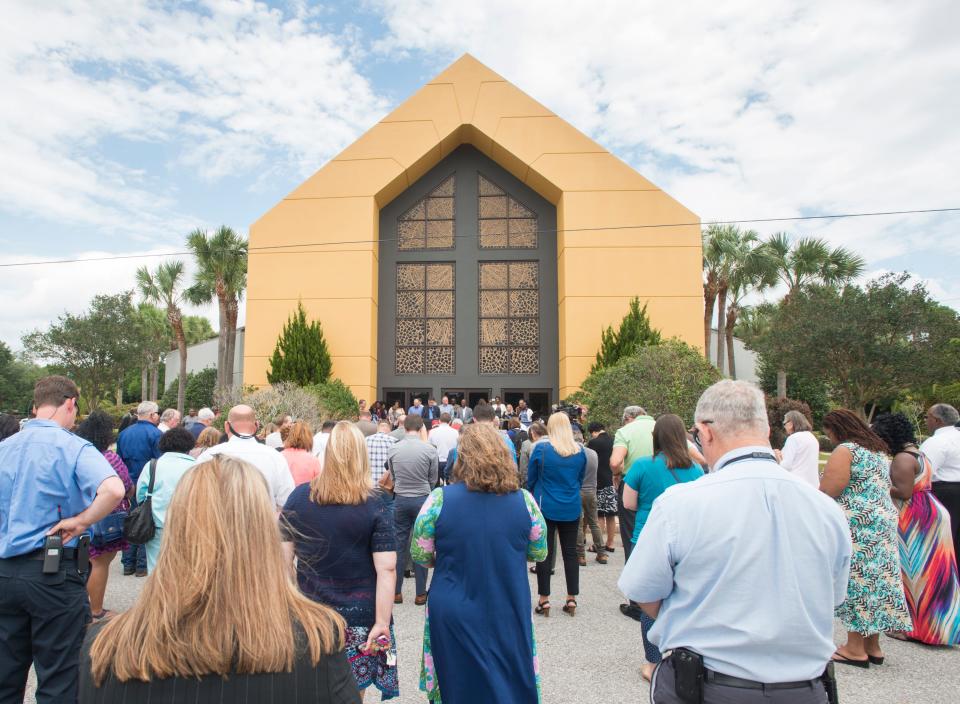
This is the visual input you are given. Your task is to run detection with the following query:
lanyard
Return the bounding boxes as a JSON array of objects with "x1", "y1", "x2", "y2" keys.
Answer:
[{"x1": 715, "y1": 451, "x2": 778, "y2": 472}]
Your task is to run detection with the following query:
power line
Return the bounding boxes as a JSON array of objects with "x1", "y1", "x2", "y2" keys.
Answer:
[{"x1": 1, "y1": 206, "x2": 958, "y2": 269}]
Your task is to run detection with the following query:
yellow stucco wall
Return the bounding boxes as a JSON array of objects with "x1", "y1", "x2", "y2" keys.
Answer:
[{"x1": 245, "y1": 54, "x2": 702, "y2": 402}]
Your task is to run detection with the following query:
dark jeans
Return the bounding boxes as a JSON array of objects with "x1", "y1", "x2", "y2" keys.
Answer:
[
  {"x1": 933, "y1": 481, "x2": 960, "y2": 562},
  {"x1": 651, "y1": 656, "x2": 828, "y2": 704},
  {"x1": 394, "y1": 494, "x2": 429, "y2": 596},
  {"x1": 617, "y1": 481, "x2": 637, "y2": 562},
  {"x1": 121, "y1": 494, "x2": 147, "y2": 571},
  {"x1": 536, "y1": 518, "x2": 580, "y2": 597},
  {"x1": 0, "y1": 556, "x2": 90, "y2": 704}
]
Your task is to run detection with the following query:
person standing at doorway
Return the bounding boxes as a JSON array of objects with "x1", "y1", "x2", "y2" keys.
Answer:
[
  {"x1": 438, "y1": 395, "x2": 455, "y2": 419},
  {"x1": 408, "y1": 398, "x2": 425, "y2": 417},
  {"x1": 517, "y1": 399, "x2": 533, "y2": 430},
  {"x1": 459, "y1": 399, "x2": 473, "y2": 424}
]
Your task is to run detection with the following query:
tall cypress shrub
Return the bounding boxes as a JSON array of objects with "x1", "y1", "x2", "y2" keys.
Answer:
[
  {"x1": 590, "y1": 297, "x2": 662, "y2": 374},
  {"x1": 267, "y1": 302, "x2": 332, "y2": 386}
]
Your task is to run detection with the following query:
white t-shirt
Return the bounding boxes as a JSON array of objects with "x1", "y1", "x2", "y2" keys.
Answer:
[
  {"x1": 265, "y1": 431, "x2": 283, "y2": 449},
  {"x1": 195, "y1": 436, "x2": 294, "y2": 509},
  {"x1": 920, "y1": 426, "x2": 960, "y2": 483},
  {"x1": 312, "y1": 432, "x2": 330, "y2": 465},
  {"x1": 780, "y1": 431, "x2": 821, "y2": 488},
  {"x1": 428, "y1": 423, "x2": 460, "y2": 462}
]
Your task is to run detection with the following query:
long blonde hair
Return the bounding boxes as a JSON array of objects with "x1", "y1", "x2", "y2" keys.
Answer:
[
  {"x1": 310, "y1": 421, "x2": 371, "y2": 505},
  {"x1": 547, "y1": 412, "x2": 580, "y2": 457},
  {"x1": 89, "y1": 456, "x2": 344, "y2": 685},
  {"x1": 451, "y1": 423, "x2": 519, "y2": 494}
]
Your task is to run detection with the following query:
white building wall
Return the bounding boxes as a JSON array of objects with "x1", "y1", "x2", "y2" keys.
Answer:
[
  {"x1": 164, "y1": 328, "x2": 245, "y2": 389},
  {"x1": 708, "y1": 330, "x2": 759, "y2": 383}
]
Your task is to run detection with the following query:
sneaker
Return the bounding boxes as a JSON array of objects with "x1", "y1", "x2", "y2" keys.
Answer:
[
  {"x1": 414, "y1": 594, "x2": 427, "y2": 606},
  {"x1": 619, "y1": 603, "x2": 644, "y2": 622},
  {"x1": 596, "y1": 553, "x2": 608, "y2": 564}
]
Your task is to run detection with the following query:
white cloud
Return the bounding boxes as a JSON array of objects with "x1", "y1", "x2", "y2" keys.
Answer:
[
  {"x1": 372, "y1": 0, "x2": 960, "y2": 300},
  {"x1": 0, "y1": 0, "x2": 387, "y2": 241}
]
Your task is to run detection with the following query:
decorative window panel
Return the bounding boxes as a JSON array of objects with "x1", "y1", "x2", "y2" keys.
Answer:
[
  {"x1": 396, "y1": 263, "x2": 455, "y2": 374},
  {"x1": 478, "y1": 261, "x2": 540, "y2": 374},
  {"x1": 477, "y1": 174, "x2": 538, "y2": 249},
  {"x1": 397, "y1": 175, "x2": 456, "y2": 250}
]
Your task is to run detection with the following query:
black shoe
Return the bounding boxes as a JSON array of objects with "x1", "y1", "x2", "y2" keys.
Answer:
[
  {"x1": 619, "y1": 603, "x2": 644, "y2": 622},
  {"x1": 404, "y1": 570, "x2": 413, "y2": 579},
  {"x1": 135, "y1": 569, "x2": 147, "y2": 577},
  {"x1": 123, "y1": 566, "x2": 135, "y2": 576}
]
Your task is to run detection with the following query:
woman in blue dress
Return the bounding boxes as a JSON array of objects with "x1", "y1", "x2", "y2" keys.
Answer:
[{"x1": 412, "y1": 423, "x2": 548, "y2": 703}]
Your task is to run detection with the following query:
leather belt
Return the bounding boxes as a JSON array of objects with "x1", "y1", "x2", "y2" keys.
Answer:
[
  {"x1": 706, "y1": 669, "x2": 816, "y2": 690},
  {"x1": 14, "y1": 547, "x2": 80, "y2": 561}
]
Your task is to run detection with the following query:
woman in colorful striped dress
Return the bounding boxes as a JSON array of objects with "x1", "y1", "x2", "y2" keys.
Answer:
[{"x1": 874, "y1": 413, "x2": 960, "y2": 645}]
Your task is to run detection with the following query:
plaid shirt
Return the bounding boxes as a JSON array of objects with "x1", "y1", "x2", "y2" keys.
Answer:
[{"x1": 366, "y1": 432, "x2": 397, "y2": 484}]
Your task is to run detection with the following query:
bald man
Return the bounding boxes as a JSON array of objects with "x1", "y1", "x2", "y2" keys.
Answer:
[{"x1": 194, "y1": 404, "x2": 294, "y2": 509}]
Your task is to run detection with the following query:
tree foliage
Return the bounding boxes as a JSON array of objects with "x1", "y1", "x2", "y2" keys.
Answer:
[
  {"x1": 766, "y1": 396, "x2": 814, "y2": 450},
  {"x1": 308, "y1": 379, "x2": 359, "y2": 421},
  {"x1": 267, "y1": 302, "x2": 332, "y2": 386},
  {"x1": 578, "y1": 339, "x2": 722, "y2": 431},
  {"x1": 752, "y1": 273, "x2": 960, "y2": 418},
  {"x1": 215, "y1": 382, "x2": 324, "y2": 430},
  {"x1": 160, "y1": 367, "x2": 218, "y2": 411},
  {"x1": 22, "y1": 292, "x2": 141, "y2": 410},
  {"x1": 137, "y1": 261, "x2": 189, "y2": 414},
  {"x1": 0, "y1": 342, "x2": 44, "y2": 414},
  {"x1": 591, "y1": 297, "x2": 662, "y2": 374}
]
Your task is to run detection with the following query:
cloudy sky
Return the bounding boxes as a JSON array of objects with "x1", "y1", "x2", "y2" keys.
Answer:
[{"x1": 2, "y1": 0, "x2": 958, "y2": 349}]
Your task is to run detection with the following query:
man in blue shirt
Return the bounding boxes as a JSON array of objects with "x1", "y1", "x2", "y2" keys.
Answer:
[
  {"x1": 0, "y1": 376, "x2": 124, "y2": 703},
  {"x1": 619, "y1": 380, "x2": 850, "y2": 702},
  {"x1": 407, "y1": 398, "x2": 425, "y2": 416},
  {"x1": 116, "y1": 400, "x2": 162, "y2": 575}
]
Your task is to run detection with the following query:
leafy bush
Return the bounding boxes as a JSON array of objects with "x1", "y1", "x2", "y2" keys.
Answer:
[
  {"x1": 308, "y1": 379, "x2": 359, "y2": 421},
  {"x1": 758, "y1": 358, "x2": 830, "y2": 425},
  {"x1": 816, "y1": 432, "x2": 835, "y2": 453},
  {"x1": 578, "y1": 339, "x2": 721, "y2": 431},
  {"x1": 160, "y1": 367, "x2": 218, "y2": 412},
  {"x1": 267, "y1": 302, "x2": 332, "y2": 386},
  {"x1": 591, "y1": 297, "x2": 662, "y2": 374},
  {"x1": 766, "y1": 396, "x2": 813, "y2": 449},
  {"x1": 97, "y1": 403, "x2": 138, "y2": 428},
  {"x1": 215, "y1": 382, "x2": 323, "y2": 431}
]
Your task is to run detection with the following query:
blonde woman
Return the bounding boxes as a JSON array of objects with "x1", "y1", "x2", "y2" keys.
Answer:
[
  {"x1": 411, "y1": 423, "x2": 546, "y2": 703},
  {"x1": 189, "y1": 426, "x2": 222, "y2": 458},
  {"x1": 79, "y1": 456, "x2": 358, "y2": 703},
  {"x1": 527, "y1": 412, "x2": 587, "y2": 617},
  {"x1": 282, "y1": 422, "x2": 399, "y2": 700}
]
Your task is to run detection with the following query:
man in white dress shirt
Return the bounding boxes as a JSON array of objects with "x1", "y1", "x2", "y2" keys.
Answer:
[
  {"x1": 195, "y1": 405, "x2": 294, "y2": 510},
  {"x1": 619, "y1": 380, "x2": 850, "y2": 703},
  {"x1": 428, "y1": 413, "x2": 460, "y2": 482},
  {"x1": 921, "y1": 403, "x2": 960, "y2": 559}
]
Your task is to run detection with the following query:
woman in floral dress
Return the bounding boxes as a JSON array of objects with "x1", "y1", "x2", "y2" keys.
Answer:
[
  {"x1": 412, "y1": 423, "x2": 547, "y2": 703},
  {"x1": 820, "y1": 409, "x2": 912, "y2": 667}
]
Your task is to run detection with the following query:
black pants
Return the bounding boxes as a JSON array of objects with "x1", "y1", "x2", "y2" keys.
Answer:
[
  {"x1": 537, "y1": 519, "x2": 580, "y2": 597},
  {"x1": 933, "y1": 481, "x2": 960, "y2": 562},
  {"x1": 651, "y1": 657, "x2": 827, "y2": 703},
  {"x1": 617, "y1": 481, "x2": 637, "y2": 562},
  {"x1": 0, "y1": 556, "x2": 90, "y2": 704}
]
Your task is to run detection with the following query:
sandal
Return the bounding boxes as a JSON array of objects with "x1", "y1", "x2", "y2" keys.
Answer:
[
  {"x1": 604, "y1": 546, "x2": 616, "y2": 553},
  {"x1": 534, "y1": 601, "x2": 551, "y2": 617},
  {"x1": 587, "y1": 545, "x2": 601, "y2": 553},
  {"x1": 867, "y1": 654, "x2": 884, "y2": 665},
  {"x1": 831, "y1": 652, "x2": 869, "y2": 669},
  {"x1": 562, "y1": 598, "x2": 577, "y2": 617},
  {"x1": 596, "y1": 553, "x2": 608, "y2": 564}
]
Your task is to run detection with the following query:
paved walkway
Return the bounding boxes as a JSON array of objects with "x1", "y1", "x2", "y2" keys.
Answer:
[{"x1": 27, "y1": 543, "x2": 960, "y2": 703}]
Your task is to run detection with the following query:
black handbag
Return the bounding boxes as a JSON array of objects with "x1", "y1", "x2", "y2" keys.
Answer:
[
  {"x1": 123, "y1": 459, "x2": 157, "y2": 545},
  {"x1": 91, "y1": 511, "x2": 128, "y2": 548}
]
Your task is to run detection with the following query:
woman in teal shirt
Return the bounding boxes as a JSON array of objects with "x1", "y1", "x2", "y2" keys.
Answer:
[
  {"x1": 136, "y1": 427, "x2": 196, "y2": 573},
  {"x1": 622, "y1": 414, "x2": 704, "y2": 681}
]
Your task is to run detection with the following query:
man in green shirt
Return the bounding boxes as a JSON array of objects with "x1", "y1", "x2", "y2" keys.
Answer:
[{"x1": 610, "y1": 405, "x2": 655, "y2": 620}]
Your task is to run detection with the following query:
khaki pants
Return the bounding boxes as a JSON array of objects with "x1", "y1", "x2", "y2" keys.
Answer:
[{"x1": 576, "y1": 490, "x2": 604, "y2": 558}]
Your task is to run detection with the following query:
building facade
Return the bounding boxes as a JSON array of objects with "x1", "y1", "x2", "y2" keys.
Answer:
[{"x1": 244, "y1": 54, "x2": 702, "y2": 414}]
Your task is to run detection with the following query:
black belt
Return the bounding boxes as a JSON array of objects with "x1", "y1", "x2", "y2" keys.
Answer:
[
  {"x1": 9, "y1": 547, "x2": 80, "y2": 561},
  {"x1": 706, "y1": 669, "x2": 816, "y2": 690}
]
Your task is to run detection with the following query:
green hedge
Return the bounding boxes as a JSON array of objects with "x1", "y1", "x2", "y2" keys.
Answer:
[{"x1": 159, "y1": 367, "x2": 217, "y2": 411}]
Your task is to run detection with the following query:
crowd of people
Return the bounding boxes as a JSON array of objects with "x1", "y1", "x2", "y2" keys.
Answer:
[{"x1": 1, "y1": 376, "x2": 959, "y2": 703}]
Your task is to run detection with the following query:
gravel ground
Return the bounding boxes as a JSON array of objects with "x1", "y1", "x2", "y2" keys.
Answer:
[{"x1": 26, "y1": 541, "x2": 960, "y2": 704}]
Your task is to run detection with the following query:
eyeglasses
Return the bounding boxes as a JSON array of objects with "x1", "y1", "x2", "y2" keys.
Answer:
[{"x1": 691, "y1": 420, "x2": 714, "y2": 445}]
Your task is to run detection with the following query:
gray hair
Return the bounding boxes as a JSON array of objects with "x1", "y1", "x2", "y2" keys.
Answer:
[
  {"x1": 197, "y1": 407, "x2": 215, "y2": 421},
  {"x1": 159, "y1": 408, "x2": 179, "y2": 423},
  {"x1": 136, "y1": 401, "x2": 159, "y2": 418},
  {"x1": 931, "y1": 403, "x2": 960, "y2": 426},
  {"x1": 695, "y1": 380, "x2": 769, "y2": 437},
  {"x1": 622, "y1": 405, "x2": 645, "y2": 424},
  {"x1": 783, "y1": 410, "x2": 812, "y2": 433}
]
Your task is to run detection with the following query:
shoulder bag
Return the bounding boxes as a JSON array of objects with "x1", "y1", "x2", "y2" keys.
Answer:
[
  {"x1": 377, "y1": 457, "x2": 395, "y2": 496},
  {"x1": 123, "y1": 459, "x2": 158, "y2": 545}
]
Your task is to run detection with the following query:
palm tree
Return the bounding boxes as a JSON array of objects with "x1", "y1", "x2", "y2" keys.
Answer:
[
  {"x1": 765, "y1": 232, "x2": 866, "y2": 299},
  {"x1": 135, "y1": 303, "x2": 171, "y2": 401},
  {"x1": 185, "y1": 226, "x2": 248, "y2": 393},
  {"x1": 702, "y1": 224, "x2": 733, "y2": 362},
  {"x1": 710, "y1": 225, "x2": 763, "y2": 375},
  {"x1": 724, "y1": 246, "x2": 777, "y2": 378},
  {"x1": 136, "y1": 262, "x2": 188, "y2": 414}
]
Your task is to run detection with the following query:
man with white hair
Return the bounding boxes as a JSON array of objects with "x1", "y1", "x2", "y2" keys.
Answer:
[
  {"x1": 921, "y1": 403, "x2": 960, "y2": 559},
  {"x1": 619, "y1": 380, "x2": 851, "y2": 702},
  {"x1": 195, "y1": 405, "x2": 294, "y2": 510},
  {"x1": 116, "y1": 400, "x2": 162, "y2": 576},
  {"x1": 157, "y1": 408, "x2": 180, "y2": 433},
  {"x1": 189, "y1": 407, "x2": 216, "y2": 439}
]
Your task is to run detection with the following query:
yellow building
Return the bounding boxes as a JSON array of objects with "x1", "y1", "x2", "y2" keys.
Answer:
[{"x1": 244, "y1": 54, "x2": 702, "y2": 414}]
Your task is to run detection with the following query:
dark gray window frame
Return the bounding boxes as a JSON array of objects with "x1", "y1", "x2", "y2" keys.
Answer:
[{"x1": 377, "y1": 145, "x2": 558, "y2": 403}]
